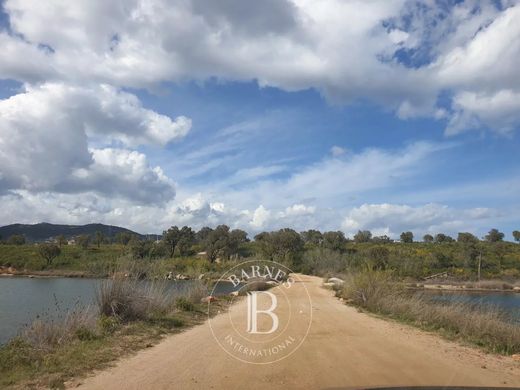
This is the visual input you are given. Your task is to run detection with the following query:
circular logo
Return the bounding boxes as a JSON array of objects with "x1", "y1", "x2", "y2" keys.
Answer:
[{"x1": 208, "y1": 259, "x2": 313, "y2": 364}]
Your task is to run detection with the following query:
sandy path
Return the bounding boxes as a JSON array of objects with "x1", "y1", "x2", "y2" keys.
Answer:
[{"x1": 75, "y1": 274, "x2": 520, "y2": 389}]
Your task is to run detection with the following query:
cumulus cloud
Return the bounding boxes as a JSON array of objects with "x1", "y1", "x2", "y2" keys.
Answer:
[
  {"x1": 447, "y1": 90, "x2": 520, "y2": 135},
  {"x1": 1, "y1": 0, "x2": 519, "y2": 133},
  {"x1": 342, "y1": 203, "x2": 502, "y2": 238},
  {"x1": 0, "y1": 82, "x2": 188, "y2": 201}
]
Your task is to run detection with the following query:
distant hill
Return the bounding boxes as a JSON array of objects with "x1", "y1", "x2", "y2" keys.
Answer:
[{"x1": 0, "y1": 223, "x2": 143, "y2": 242}]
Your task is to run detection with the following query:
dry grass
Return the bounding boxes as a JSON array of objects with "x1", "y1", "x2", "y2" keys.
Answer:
[
  {"x1": 21, "y1": 308, "x2": 97, "y2": 351},
  {"x1": 339, "y1": 270, "x2": 520, "y2": 354}
]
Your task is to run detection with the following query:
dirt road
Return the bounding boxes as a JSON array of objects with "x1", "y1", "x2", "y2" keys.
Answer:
[{"x1": 76, "y1": 274, "x2": 520, "y2": 389}]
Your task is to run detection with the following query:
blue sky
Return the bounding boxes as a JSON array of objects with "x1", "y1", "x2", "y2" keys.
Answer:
[{"x1": 0, "y1": 0, "x2": 519, "y2": 238}]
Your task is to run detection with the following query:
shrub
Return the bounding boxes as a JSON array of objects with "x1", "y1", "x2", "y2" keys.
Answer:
[
  {"x1": 175, "y1": 297, "x2": 194, "y2": 311},
  {"x1": 339, "y1": 270, "x2": 520, "y2": 354},
  {"x1": 96, "y1": 278, "x2": 173, "y2": 321},
  {"x1": 21, "y1": 308, "x2": 97, "y2": 351}
]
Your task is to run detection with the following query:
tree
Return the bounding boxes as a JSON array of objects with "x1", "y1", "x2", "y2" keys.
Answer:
[
  {"x1": 513, "y1": 230, "x2": 520, "y2": 243},
  {"x1": 353, "y1": 230, "x2": 372, "y2": 243},
  {"x1": 301, "y1": 230, "x2": 323, "y2": 246},
  {"x1": 56, "y1": 235, "x2": 67, "y2": 247},
  {"x1": 77, "y1": 235, "x2": 90, "y2": 249},
  {"x1": 115, "y1": 232, "x2": 133, "y2": 245},
  {"x1": 434, "y1": 233, "x2": 454, "y2": 243},
  {"x1": 204, "y1": 225, "x2": 232, "y2": 262},
  {"x1": 176, "y1": 226, "x2": 196, "y2": 256},
  {"x1": 38, "y1": 243, "x2": 61, "y2": 267},
  {"x1": 94, "y1": 231, "x2": 104, "y2": 248},
  {"x1": 162, "y1": 226, "x2": 196, "y2": 257},
  {"x1": 322, "y1": 231, "x2": 346, "y2": 251},
  {"x1": 162, "y1": 226, "x2": 181, "y2": 257},
  {"x1": 372, "y1": 235, "x2": 392, "y2": 243},
  {"x1": 128, "y1": 238, "x2": 152, "y2": 259},
  {"x1": 7, "y1": 235, "x2": 25, "y2": 245},
  {"x1": 485, "y1": 228, "x2": 504, "y2": 243},
  {"x1": 423, "y1": 234, "x2": 434, "y2": 243},
  {"x1": 400, "y1": 231, "x2": 413, "y2": 243},
  {"x1": 457, "y1": 232, "x2": 478, "y2": 243},
  {"x1": 254, "y1": 228, "x2": 304, "y2": 266},
  {"x1": 196, "y1": 227, "x2": 213, "y2": 243}
]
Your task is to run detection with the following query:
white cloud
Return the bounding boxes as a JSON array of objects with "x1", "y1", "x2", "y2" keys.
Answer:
[
  {"x1": 250, "y1": 205, "x2": 271, "y2": 229},
  {"x1": 2, "y1": 0, "x2": 519, "y2": 134},
  {"x1": 342, "y1": 203, "x2": 502, "y2": 238},
  {"x1": 446, "y1": 90, "x2": 520, "y2": 135},
  {"x1": 0, "y1": 83, "x2": 183, "y2": 201},
  {"x1": 330, "y1": 145, "x2": 347, "y2": 157}
]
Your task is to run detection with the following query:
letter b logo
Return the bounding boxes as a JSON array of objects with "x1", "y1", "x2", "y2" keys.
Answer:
[{"x1": 246, "y1": 291, "x2": 279, "y2": 334}]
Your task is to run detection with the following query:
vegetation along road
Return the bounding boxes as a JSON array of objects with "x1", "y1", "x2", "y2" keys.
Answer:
[{"x1": 74, "y1": 274, "x2": 520, "y2": 390}]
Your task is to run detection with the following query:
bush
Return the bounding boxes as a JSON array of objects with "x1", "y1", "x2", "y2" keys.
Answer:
[
  {"x1": 96, "y1": 278, "x2": 173, "y2": 321},
  {"x1": 338, "y1": 270, "x2": 520, "y2": 354},
  {"x1": 175, "y1": 297, "x2": 195, "y2": 311},
  {"x1": 21, "y1": 309, "x2": 97, "y2": 351}
]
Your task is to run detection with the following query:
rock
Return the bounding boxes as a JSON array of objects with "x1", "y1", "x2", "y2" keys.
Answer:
[
  {"x1": 198, "y1": 274, "x2": 205, "y2": 280},
  {"x1": 323, "y1": 282, "x2": 335, "y2": 288},
  {"x1": 327, "y1": 277, "x2": 345, "y2": 285},
  {"x1": 513, "y1": 286, "x2": 520, "y2": 292},
  {"x1": 201, "y1": 296, "x2": 217, "y2": 303},
  {"x1": 229, "y1": 291, "x2": 239, "y2": 297},
  {"x1": 512, "y1": 354, "x2": 520, "y2": 361}
]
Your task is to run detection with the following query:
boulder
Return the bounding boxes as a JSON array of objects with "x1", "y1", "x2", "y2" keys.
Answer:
[
  {"x1": 201, "y1": 296, "x2": 217, "y2": 303},
  {"x1": 327, "y1": 277, "x2": 345, "y2": 285}
]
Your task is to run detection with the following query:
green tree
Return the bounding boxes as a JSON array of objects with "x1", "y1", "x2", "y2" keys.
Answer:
[
  {"x1": 254, "y1": 228, "x2": 304, "y2": 267},
  {"x1": 77, "y1": 235, "x2": 90, "y2": 249},
  {"x1": 56, "y1": 235, "x2": 67, "y2": 247},
  {"x1": 7, "y1": 235, "x2": 25, "y2": 245},
  {"x1": 372, "y1": 235, "x2": 392, "y2": 243},
  {"x1": 322, "y1": 231, "x2": 346, "y2": 251},
  {"x1": 129, "y1": 238, "x2": 153, "y2": 259},
  {"x1": 195, "y1": 227, "x2": 213, "y2": 243},
  {"x1": 177, "y1": 226, "x2": 196, "y2": 256},
  {"x1": 353, "y1": 230, "x2": 372, "y2": 243},
  {"x1": 204, "y1": 225, "x2": 232, "y2": 262},
  {"x1": 301, "y1": 230, "x2": 323, "y2": 246},
  {"x1": 38, "y1": 243, "x2": 61, "y2": 267},
  {"x1": 423, "y1": 234, "x2": 434, "y2": 243},
  {"x1": 400, "y1": 231, "x2": 413, "y2": 243},
  {"x1": 94, "y1": 231, "x2": 104, "y2": 248},
  {"x1": 457, "y1": 232, "x2": 478, "y2": 243},
  {"x1": 434, "y1": 233, "x2": 454, "y2": 243},
  {"x1": 513, "y1": 230, "x2": 520, "y2": 243},
  {"x1": 163, "y1": 226, "x2": 180, "y2": 257},
  {"x1": 115, "y1": 232, "x2": 133, "y2": 245},
  {"x1": 485, "y1": 228, "x2": 504, "y2": 242}
]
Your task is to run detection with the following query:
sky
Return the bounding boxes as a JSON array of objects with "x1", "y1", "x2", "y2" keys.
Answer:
[{"x1": 0, "y1": 0, "x2": 519, "y2": 239}]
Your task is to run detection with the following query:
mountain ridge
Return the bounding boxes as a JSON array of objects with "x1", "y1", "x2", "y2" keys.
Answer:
[{"x1": 0, "y1": 222, "x2": 144, "y2": 242}]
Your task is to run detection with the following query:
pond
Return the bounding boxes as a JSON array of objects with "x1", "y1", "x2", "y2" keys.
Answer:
[
  {"x1": 420, "y1": 289, "x2": 520, "y2": 322},
  {"x1": 0, "y1": 276, "x2": 238, "y2": 345}
]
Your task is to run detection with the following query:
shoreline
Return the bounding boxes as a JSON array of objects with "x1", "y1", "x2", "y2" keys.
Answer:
[{"x1": 408, "y1": 283, "x2": 520, "y2": 294}]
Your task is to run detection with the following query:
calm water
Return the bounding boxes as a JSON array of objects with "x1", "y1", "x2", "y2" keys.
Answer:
[
  {"x1": 421, "y1": 289, "x2": 520, "y2": 321},
  {"x1": 0, "y1": 277, "x2": 238, "y2": 345}
]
